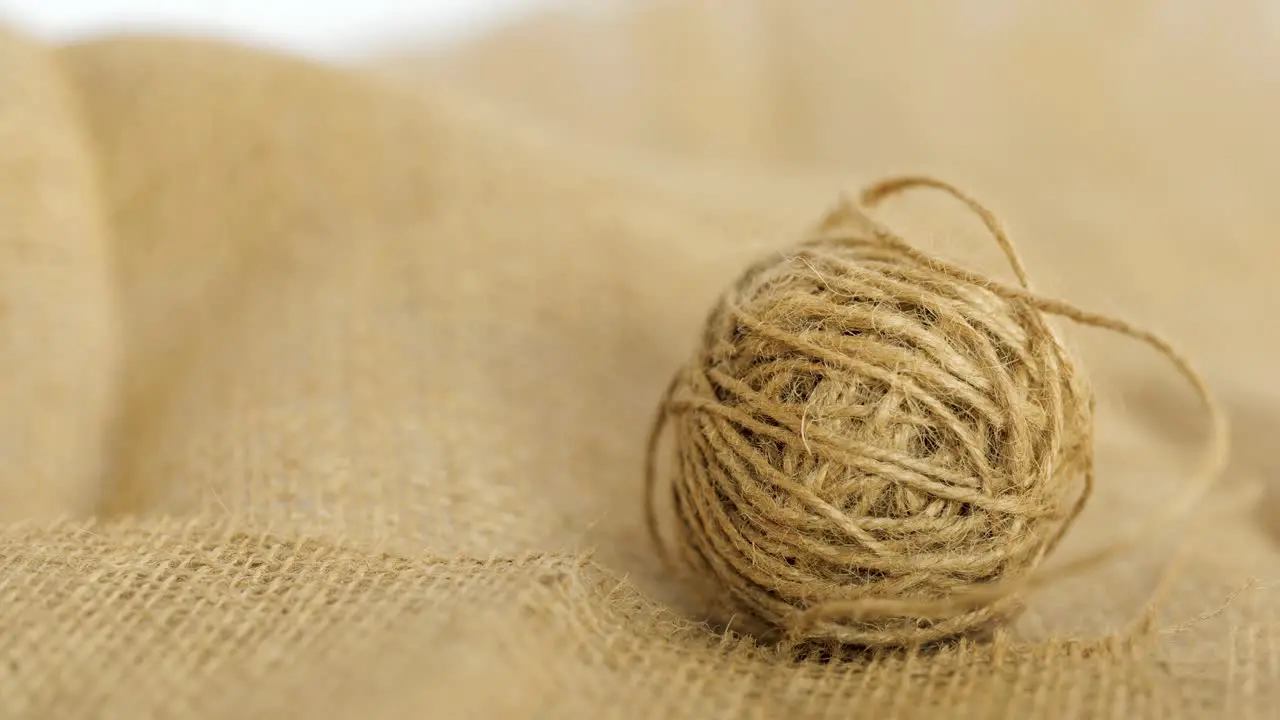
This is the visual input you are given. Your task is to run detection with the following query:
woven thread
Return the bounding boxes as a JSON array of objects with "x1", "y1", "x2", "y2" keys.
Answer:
[{"x1": 4, "y1": 4, "x2": 1280, "y2": 715}]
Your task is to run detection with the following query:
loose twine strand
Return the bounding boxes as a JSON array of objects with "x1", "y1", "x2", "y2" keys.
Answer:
[{"x1": 645, "y1": 175, "x2": 1229, "y2": 644}]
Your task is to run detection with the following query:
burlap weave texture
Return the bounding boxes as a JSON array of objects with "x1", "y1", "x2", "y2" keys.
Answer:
[{"x1": 2, "y1": 2, "x2": 1278, "y2": 717}]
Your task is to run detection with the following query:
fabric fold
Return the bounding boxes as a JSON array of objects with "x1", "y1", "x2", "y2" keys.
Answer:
[{"x1": 0, "y1": 28, "x2": 119, "y2": 520}]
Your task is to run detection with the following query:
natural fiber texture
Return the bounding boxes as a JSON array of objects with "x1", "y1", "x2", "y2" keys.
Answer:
[
  {"x1": 647, "y1": 175, "x2": 1226, "y2": 648},
  {"x1": 2, "y1": 1, "x2": 1280, "y2": 718},
  {"x1": 651, "y1": 182, "x2": 1091, "y2": 647}
]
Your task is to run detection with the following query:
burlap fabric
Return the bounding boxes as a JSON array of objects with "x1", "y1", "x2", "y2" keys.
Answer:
[{"x1": 2, "y1": 2, "x2": 1278, "y2": 717}]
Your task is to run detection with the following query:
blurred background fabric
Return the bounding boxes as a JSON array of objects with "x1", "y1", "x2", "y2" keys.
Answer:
[
  {"x1": 385, "y1": 0, "x2": 1280, "y2": 363},
  {"x1": 0, "y1": 1, "x2": 1277, "y2": 717}
]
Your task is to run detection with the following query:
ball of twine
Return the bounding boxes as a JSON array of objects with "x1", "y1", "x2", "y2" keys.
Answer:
[{"x1": 645, "y1": 176, "x2": 1228, "y2": 648}]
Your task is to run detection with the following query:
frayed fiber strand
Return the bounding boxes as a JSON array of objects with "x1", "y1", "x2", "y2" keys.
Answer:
[{"x1": 645, "y1": 176, "x2": 1229, "y2": 648}]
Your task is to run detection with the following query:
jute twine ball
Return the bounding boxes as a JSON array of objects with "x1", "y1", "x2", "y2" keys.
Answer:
[{"x1": 646, "y1": 177, "x2": 1112, "y2": 648}]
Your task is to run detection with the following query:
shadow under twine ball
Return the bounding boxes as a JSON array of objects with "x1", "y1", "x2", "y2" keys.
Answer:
[{"x1": 646, "y1": 177, "x2": 1100, "y2": 648}]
